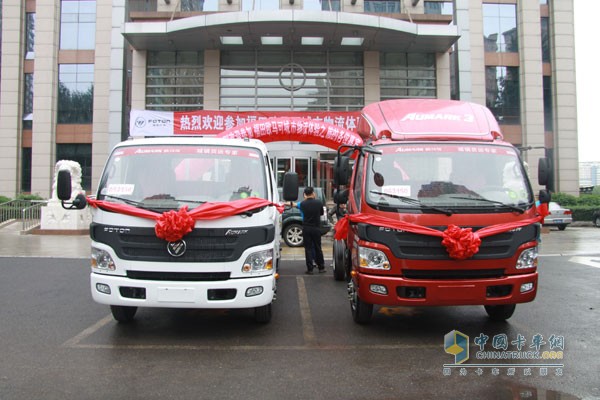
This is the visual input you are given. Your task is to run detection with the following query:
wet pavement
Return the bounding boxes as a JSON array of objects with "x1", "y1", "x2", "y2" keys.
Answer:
[{"x1": 1, "y1": 222, "x2": 599, "y2": 399}]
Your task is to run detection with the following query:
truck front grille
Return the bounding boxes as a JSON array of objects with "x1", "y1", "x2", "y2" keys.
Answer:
[
  {"x1": 126, "y1": 271, "x2": 231, "y2": 281},
  {"x1": 403, "y1": 269, "x2": 505, "y2": 280},
  {"x1": 359, "y1": 223, "x2": 538, "y2": 261},
  {"x1": 91, "y1": 223, "x2": 275, "y2": 262}
]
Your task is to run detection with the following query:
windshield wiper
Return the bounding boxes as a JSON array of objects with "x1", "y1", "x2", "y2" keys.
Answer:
[
  {"x1": 448, "y1": 195, "x2": 526, "y2": 214},
  {"x1": 172, "y1": 199, "x2": 206, "y2": 206},
  {"x1": 103, "y1": 195, "x2": 143, "y2": 207},
  {"x1": 370, "y1": 190, "x2": 453, "y2": 216}
]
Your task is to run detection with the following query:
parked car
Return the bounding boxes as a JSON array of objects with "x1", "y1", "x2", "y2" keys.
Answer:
[
  {"x1": 543, "y1": 202, "x2": 573, "y2": 231},
  {"x1": 279, "y1": 187, "x2": 332, "y2": 247},
  {"x1": 593, "y1": 210, "x2": 600, "y2": 228}
]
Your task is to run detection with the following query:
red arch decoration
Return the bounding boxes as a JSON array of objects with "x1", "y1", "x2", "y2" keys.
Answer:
[{"x1": 216, "y1": 117, "x2": 363, "y2": 150}]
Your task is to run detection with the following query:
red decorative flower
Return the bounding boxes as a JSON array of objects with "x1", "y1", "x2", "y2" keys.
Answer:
[
  {"x1": 155, "y1": 206, "x2": 195, "y2": 242},
  {"x1": 441, "y1": 224, "x2": 481, "y2": 260}
]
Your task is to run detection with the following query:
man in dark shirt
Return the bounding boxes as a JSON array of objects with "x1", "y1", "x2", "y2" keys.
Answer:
[{"x1": 290, "y1": 187, "x2": 325, "y2": 274}]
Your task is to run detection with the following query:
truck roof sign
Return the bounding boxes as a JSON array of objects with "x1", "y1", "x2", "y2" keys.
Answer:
[{"x1": 358, "y1": 99, "x2": 502, "y2": 142}]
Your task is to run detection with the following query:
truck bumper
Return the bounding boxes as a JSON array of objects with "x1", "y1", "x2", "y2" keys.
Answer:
[
  {"x1": 91, "y1": 273, "x2": 275, "y2": 309},
  {"x1": 355, "y1": 272, "x2": 537, "y2": 306}
]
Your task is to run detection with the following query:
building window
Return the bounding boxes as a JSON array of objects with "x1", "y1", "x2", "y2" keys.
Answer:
[
  {"x1": 380, "y1": 53, "x2": 436, "y2": 100},
  {"x1": 181, "y1": 0, "x2": 218, "y2": 11},
  {"x1": 304, "y1": 0, "x2": 340, "y2": 11},
  {"x1": 128, "y1": 0, "x2": 157, "y2": 12},
  {"x1": 483, "y1": 3, "x2": 518, "y2": 53},
  {"x1": 25, "y1": 13, "x2": 35, "y2": 59},
  {"x1": 242, "y1": 0, "x2": 279, "y2": 11},
  {"x1": 21, "y1": 148, "x2": 32, "y2": 193},
  {"x1": 58, "y1": 64, "x2": 94, "y2": 124},
  {"x1": 220, "y1": 51, "x2": 364, "y2": 111},
  {"x1": 541, "y1": 17, "x2": 550, "y2": 63},
  {"x1": 146, "y1": 51, "x2": 204, "y2": 111},
  {"x1": 56, "y1": 144, "x2": 92, "y2": 191},
  {"x1": 424, "y1": 1, "x2": 453, "y2": 16},
  {"x1": 60, "y1": 0, "x2": 96, "y2": 50},
  {"x1": 364, "y1": 0, "x2": 401, "y2": 13},
  {"x1": 543, "y1": 76, "x2": 553, "y2": 131},
  {"x1": 485, "y1": 66, "x2": 520, "y2": 124},
  {"x1": 23, "y1": 73, "x2": 34, "y2": 130}
]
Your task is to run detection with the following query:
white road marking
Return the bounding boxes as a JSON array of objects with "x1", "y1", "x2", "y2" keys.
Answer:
[{"x1": 569, "y1": 256, "x2": 600, "y2": 269}]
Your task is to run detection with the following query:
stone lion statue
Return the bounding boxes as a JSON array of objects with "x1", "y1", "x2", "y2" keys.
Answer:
[{"x1": 51, "y1": 160, "x2": 84, "y2": 201}]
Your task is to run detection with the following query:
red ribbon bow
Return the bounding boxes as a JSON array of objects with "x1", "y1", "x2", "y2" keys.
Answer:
[
  {"x1": 155, "y1": 206, "x2": 195, "y2": 242},
  {"x1": 87, "y1": 197, "x2": 284, "y2": 242},
  {"x1": 441, "y1": 225, "x2": 481, "y2": 260},
  {"x1": 334, "y1": 208, "x2": 544, "y2": 260}
]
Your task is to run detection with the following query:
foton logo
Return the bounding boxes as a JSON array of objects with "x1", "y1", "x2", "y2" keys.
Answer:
[{"x1": 225, "y1": 229, "x2": 248, "y2": 236}]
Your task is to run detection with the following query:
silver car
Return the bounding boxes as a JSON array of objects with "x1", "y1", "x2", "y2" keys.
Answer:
[{"x1": 543, "y1": 202, "x2": 573, "y2": 231}]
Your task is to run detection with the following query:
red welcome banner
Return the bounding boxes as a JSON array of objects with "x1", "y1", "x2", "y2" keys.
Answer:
[{"x1": 130, "y1": 109, "x2": 362, "y2": 137}]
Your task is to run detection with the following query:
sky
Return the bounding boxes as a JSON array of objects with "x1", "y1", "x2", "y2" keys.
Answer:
[{"x1": 574, "y1": 0, "x2": 599, "y2": 162}]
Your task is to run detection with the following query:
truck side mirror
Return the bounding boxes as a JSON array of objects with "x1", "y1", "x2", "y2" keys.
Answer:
[
  {"x1": 57, "y1": 170, "x2": 73, "y2": 200},
  {"x1": 538, "y1": 189, "x2": 551, "y2": 204},
  {"x1": 57, "y1": 169, "x2": 87, "y2": 210},
  {"x1": 333, "y1": 189, "x2": 349, "y2": 205},
  {"x1": 282, "y1": 172, "x2": 299, "y2": 201},
  {"x1": 538, "y1": 158, "x2": 551, "y2": 186},
  {"x1": 334, "y1": 156, "x2": 351, "y2": 186}
]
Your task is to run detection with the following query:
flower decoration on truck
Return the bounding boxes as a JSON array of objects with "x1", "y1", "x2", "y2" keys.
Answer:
[{"x1": 86, "y1": 197, "x2": 284, "y2": 242}]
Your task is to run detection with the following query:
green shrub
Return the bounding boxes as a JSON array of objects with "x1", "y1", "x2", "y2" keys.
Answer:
[
  {"x1": 0, "y1": 196, "x2": 11, "y2": 204},
  {"x1": 570, "y1": 206, "x2": 597, "y2": 222},
  {"x1": 16, "y1": 193, "x2": 45, "y2": 201}
]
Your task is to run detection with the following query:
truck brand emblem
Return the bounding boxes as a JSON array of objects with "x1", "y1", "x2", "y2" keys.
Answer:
[
  {"x1": 167, "y1": 240, "x2": 187, "y2": 257},
  {"x1": 225, "y1": 229, "x2": 248, "y2": 236}
]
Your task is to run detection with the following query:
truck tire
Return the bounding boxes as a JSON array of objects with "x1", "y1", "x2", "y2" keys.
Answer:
[
  {"x1": 595, "y1": 216, "x2": 600, "y2": 228},
  {"x1": 484, "y1": 304, "x2": 516, "y2": 321},
  {"x1": 557, "y1": 224, "x2": 567, "y2": 231},
  {"x1": 110, "y1": 305, "x2": 137, "y2": 323},
  {"x1": 254, "y1": 303, "x2": 272, "y2": 323},
  {"x1": 332, "y1": 239, "x2": 346, "y2": 281},
  {"x1": 283, "y1": 223, "x2": 303, "y2": 247},
  {"x1": 348, "y1": 280, "x2": 373, "y2": 324}
]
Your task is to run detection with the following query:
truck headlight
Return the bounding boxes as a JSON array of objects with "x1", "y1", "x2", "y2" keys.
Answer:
[
  {"x1": 516, "y1": 247, "x2": 538, "y2": 269},
  {"x1": 242, "y1": 249, "x2": 273, "y2": 273},
  {"x1": 91, "y1": 247, "x2": 116, "y2": 271},
  {"x1": 358, "y1": 246, "x2": 390, "y2": 270}
]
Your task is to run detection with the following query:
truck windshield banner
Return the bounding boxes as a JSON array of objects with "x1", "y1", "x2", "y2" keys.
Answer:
[{"x1": 130, "y1": 109, "x2": 362, "y2": 137}]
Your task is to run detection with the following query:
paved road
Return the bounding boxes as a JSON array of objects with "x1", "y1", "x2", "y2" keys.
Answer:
[{"x1": 0, "y1": 226, "x2": 599, "y2": 399}]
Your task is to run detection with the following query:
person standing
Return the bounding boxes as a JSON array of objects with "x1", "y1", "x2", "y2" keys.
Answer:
[{"x1": 290, "y1": 187, "x2": 325, "y2": 274}]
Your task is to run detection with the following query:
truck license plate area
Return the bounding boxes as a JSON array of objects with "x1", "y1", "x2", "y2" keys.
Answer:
[
  {"x1": 157, "y1": 287, "x2": 195, "y2": 303},
  {"x1": 438, "y1": 285, "x2": 477, "y2": 301}
]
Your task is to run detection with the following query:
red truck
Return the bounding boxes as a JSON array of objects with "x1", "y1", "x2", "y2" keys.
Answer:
[{"x1": 331, "y1": 99, "x2": 551, "y2": 324}]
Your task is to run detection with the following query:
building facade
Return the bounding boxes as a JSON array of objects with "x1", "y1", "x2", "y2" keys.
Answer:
[{"x1": 0, "y1": 0, "x2": 578, "y2": 198}]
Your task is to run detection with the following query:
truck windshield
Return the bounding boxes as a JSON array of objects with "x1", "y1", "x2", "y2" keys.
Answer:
[
  {"x1": 365, "y1": 143, "x2": 533, "y2": 213},
  {"x1": 97, "y1": 145, "x2": 268, "y2": 210}
]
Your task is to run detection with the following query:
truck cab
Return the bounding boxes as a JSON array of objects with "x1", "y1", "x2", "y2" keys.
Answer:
[
  {"x1": 333, "y1": 99, "x2": 550, "y2": 324},
  {"x1": 59, "y1": 137, "x2": 283, "y2": 323}
]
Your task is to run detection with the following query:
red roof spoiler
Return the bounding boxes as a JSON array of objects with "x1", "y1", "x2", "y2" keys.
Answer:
[{"x1": 358, "y1": 99, "x2": 503, "y2": 142}]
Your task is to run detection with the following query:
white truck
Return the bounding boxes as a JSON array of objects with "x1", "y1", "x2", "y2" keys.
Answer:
[{"x1": 58, "y1": 137, "x2": 287, "y2": 324}]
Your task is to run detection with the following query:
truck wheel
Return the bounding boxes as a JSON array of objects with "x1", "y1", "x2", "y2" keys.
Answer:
[
  {"x1": 484, "y1": 304, "x2": 516, "y2": 321},
  {"x1": 283, "y1": 223, "x2": 303, "y2": 247},
  {"x1": 595, "y1": 217, "x2": 600, "y2": 228},
  {"x1": 110, "y1": 305, "x2": 137, "y2": 323},
  {"x1": 557, "y1": 224, "x2": 567, "y2": 231},
  {"x1": 254, "y1": 303, "x2": 272, "y2": 323},
  {"x1": 348, "y1": 280, "x2": 373, "y2": 324},
  {"x1": 332, "y1": 240, "x2": 346, "y2": 281}
]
